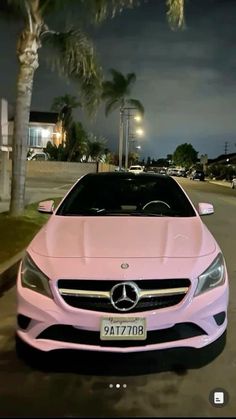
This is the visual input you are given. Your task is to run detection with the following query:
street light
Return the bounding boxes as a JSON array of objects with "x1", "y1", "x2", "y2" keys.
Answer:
[
  {"x1": 122, "y1": 107, "x2": 145, "y2": 170},
  {"x1": 135, "y1": 128, "x2": 144, "y2": 136}
]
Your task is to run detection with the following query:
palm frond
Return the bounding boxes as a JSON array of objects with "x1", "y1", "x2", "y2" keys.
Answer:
[
  {"x1": 105, "y1": 99, "x2": 120, "y2": 116},
  {"x1": 43, "y1": 29, "x2": 96, "y2": 78},
  {"x1": 127, "y1": 99, "x2": 144, "y2": 115},
  {"x1": 103, "y1": 68, "x2": 134, "y2": 98},
  {"x1": 43, "y1": 28, "x2": 103, "y2": 113},
  {"x1": 166, "y1": 0, "x2": 185, "y2": 30},
  {"x1": 84, "y1": 0, "x2": 140, "y2": 23},
  {"x1": 51, "y1": 94, "x2": 81, "y2": 112},
  {"x1": 126, "y1": 72, "x2": 136, "y2": 86},
  {"x1": 109, "y1": 69, "x2": 126, "y2": 86},
  {"x1": 101, "y1": 81, "x2": 118, "y2": 99}
]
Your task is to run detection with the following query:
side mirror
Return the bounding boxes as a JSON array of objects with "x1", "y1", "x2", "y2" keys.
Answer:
[
  {"x1": 38, "y1": 200, "x2": 54, "y2": 214},
  {"x1": 198, "y1": 202, "x2": 214, "y2": 216}
]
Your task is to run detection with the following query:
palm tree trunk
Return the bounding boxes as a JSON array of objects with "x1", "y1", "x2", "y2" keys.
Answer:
[{"x1": 10, "y1": 32, "x2": 39, "y2": 216}]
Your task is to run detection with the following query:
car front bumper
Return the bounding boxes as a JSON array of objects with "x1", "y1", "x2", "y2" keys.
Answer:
[{"x1": 16, "y1": 271, "x2": 229, "y2": 353}]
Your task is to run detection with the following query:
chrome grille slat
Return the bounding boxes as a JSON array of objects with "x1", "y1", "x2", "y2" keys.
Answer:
[
  {"x1": 59, "y1": 287, "x2": 189, "y2": 299},
  {"x1": 57, "y1": 279, "x2": 190, "y2": 312}
]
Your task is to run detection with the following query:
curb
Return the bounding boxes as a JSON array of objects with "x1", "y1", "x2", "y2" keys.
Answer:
[
  {"x1": 0, "y1": 251, "x2": 24, "y2": 295},
  {"x1": 207, "y1": 180, "x2": 232, "y2": 188}
]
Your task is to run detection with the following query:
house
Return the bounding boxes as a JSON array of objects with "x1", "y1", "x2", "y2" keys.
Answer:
[{"x1": 8, "y1": 110, "x2": 64, "y2": 150}]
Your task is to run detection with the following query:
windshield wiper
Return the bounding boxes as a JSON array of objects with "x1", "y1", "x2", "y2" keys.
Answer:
[
  {"x1": 63, "y1": 208, "x2": 107, "y2": 216},
  {"x1": 130, "y1": 211, "x2": 166, "y2": 217},
  {"x1": 130, "y1": 210, "x2": 182, "y2": 217}
]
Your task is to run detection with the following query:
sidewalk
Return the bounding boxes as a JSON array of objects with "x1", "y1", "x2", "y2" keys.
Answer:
[
  {"x1": 0, "y1": 185, "x2": 69, "y2": 213},
  {"x1": 0, "y1": 186, "x2": 68, "y2": 290}
]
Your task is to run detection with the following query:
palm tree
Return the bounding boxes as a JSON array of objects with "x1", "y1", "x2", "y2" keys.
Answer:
[
  {"x1": 1, "y1": 0, "x2": 184, "y2": 215},
  {"x1": 51, "y1": 94, "x2": 81, "y2": 140},
  {"x1": 102, "y1": 69, "x2": 144, "y2": 168},
  {"x1": 67, "y1": 122, "x2": 88, "y2": 162},
  {"x1": 1, "y1": 1, "x2": 136, "y2": 215},
  {"x1": 51, "y1": 94, "x2": 82, "y2": 149},
  {"x1": 87, "y1": 133, "x2": 107, "y2": 162}
]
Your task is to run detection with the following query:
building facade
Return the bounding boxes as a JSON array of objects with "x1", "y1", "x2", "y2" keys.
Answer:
[{"x1": 8, "y1": 110, "x2": 64, "y2": 150}]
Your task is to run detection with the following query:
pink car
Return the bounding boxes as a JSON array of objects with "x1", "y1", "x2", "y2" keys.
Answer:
[{"x1": 16, "y1": 173, "x2": 228, "y2": 358}]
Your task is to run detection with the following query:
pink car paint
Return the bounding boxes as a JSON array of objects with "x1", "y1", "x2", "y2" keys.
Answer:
[
  {"x1": 17, "y1": 211, "x2": 228, "y2": 353},
  {"x1": 17, "y1": 220, "x2": 228, "y2": 352}
]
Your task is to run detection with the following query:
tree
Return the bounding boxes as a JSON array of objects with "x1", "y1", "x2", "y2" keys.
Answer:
[
  {"x1": 102, "y1": 69, "x2": 144, "y2": 117},
  {"x1": 146, "y1": 156, "x2": 151, "y2": 166},
  {"x1": 102, "y1": 69, "x2": 144, "y2": 168},
  {"x1": 66, "y1": 122, "x2": 88, "y2": 162},
  {"x1": 172, "y1": 143, "x2": 198, "y2": 168},
  {"x1": 0, "y1": 1, "x2": 126, "y2": 215},
  {"x1": 43, "y1": 141, "x2": 58, "y2": 160},
  {"x1": 1, "y1": 0, "x2": 184, "y2": 215},
  {"x1": 51, "y1": 94, "x2": 81, "y2": 141},
  {"x1": 86, "y1": 134, "x2": 106, "y2": 162}
]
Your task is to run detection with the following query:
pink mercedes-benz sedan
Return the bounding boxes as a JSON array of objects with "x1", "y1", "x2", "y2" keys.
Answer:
[{"x1": 16, "y1": 172, "x2": 229, "y2": 356}]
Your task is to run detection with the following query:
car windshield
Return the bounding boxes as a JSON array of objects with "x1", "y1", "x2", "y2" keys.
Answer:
[{"x1": 56, "y1": 173, "x2": 196, "y2": 217}]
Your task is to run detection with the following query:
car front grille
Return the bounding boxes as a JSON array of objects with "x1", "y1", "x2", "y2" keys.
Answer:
[
  {"x1": 37, "y1": 322, "x2": 206, "y2": 347},
  {"x1": 57, "y1": 279, "x2": 191, "y2": 313}
]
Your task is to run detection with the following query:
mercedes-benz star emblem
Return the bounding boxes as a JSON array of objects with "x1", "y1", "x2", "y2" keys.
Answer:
[
  {"x1": 121, "y1": 263, "x2": 129, "y2": 269},
  {"x1": 110, "y1": 282, "x2": 140, "y2": 311}
]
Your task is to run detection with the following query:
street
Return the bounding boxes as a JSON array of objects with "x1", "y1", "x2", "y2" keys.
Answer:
[{"x1": 0, "y1": 177, "x2": 235, "y2": 417}]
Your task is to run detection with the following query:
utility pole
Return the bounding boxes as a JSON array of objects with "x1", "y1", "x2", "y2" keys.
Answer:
[
  {"x1": 224, "y1": 141, "x2": 229, "y2": 155},
  {"x1": 125, "y1": 109, "x2": 131, "y2": 170},
  {"x1": 118, "y1": 108, "x2": 124, "y2": 170}
]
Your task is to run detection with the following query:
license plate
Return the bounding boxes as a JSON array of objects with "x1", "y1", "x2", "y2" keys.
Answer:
[{"x1": 100, "y1": 317, "x2": 146, "y2": 340}]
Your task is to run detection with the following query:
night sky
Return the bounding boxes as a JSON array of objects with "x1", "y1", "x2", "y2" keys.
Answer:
[{"x1": 1, "y1": 0, "x2": 236, "y2": 159}]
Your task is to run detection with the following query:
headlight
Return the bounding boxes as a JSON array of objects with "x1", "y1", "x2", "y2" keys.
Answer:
[
  {"x1": 21, "y1": 253, "x2": 53, "y2": 298},
  {"x1": 194, "y1": 253, "x2": 225, "y2": 297}
]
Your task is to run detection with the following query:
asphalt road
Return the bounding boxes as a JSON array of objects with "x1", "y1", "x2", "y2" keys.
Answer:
[{"x1": 0, "y1": 178, "x2": 236, "y2": 418}]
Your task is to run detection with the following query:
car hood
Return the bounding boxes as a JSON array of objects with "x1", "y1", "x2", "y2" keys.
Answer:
[{"x1": 29, "y1": 215, "x2": 216, "y2": 259}]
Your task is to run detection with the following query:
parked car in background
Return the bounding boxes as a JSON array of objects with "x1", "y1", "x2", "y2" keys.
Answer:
[
  {"x1": 167, "y1": 167, "x2": 179, "y2": 176},
  {"x1": 16, "y1": 172, "x2": 228, "y2": 360},
  {"x1": 114, "y1": 167, "x2": 126, "y2": 172},
  {"x1": 128, "y1": 165, "x2": 143, "y2": 174},
  {"x1": 231, "y1": 177, "x2": 236, "y2": 189},
  {"x1": 27, "y1": 152, "x2": 49, "y2": 161},
  {"x1": 189, "y1": 170, "x2": 205, "y2": 181},
  {"x1": 177, "y1": 168, "x2": 187, "y2": 177}
]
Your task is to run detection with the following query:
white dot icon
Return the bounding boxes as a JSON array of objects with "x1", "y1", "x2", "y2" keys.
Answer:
[
  {"x1": 109, "y1": 384, "x2": 113, "y2": 388},
  {"x1": 116, "y1": 384, "x2": 120, "y2": 388},
  {"x1": 123, "y1": 384, "x2": 127, "y2": 388}
]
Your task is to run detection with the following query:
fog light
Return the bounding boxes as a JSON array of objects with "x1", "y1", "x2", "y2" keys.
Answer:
[
  {"x1": 17, "y1": 314, "x2": 31, "y2": 330},
  {"x1": 213, "y1": 312, "x2": 226, "y2": 326}
]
